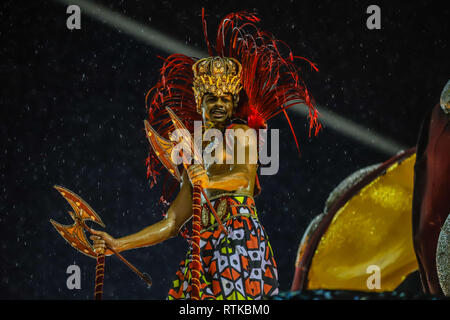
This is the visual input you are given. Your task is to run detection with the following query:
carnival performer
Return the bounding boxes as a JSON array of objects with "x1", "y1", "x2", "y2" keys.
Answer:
[{"x1": 89, "y1": 11, "x2": 320, "y2": 300}]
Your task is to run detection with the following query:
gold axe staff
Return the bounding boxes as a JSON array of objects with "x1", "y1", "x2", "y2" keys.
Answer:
[
  {"x1": 144, "y1": 107, "x2": 227, "y2": 300},
  {"x1": 50, "y1": 185, "x2": 152, "y2": 300}
]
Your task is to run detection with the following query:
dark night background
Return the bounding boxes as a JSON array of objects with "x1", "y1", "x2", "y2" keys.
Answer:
[{"x1": 1, "y1": 0, "x2": 448, "y2": 299}]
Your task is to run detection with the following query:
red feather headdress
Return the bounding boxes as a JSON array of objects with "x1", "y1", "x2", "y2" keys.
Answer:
[{"x1": 145, "y1": 10, "x2": 321, "y2": 202}]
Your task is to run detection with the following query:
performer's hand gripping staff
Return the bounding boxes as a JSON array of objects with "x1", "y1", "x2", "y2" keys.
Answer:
[
  {"x1": 143, "y1": 107, "x2": 227, "y2": 300},
  {"x1": 50, "y1": 186, "x2": 152, "y2": 300}
]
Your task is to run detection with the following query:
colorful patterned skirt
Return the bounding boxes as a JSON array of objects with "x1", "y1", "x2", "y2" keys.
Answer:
[{"x1": 167, "y1": 195, "x2": 279, "y2": 300}]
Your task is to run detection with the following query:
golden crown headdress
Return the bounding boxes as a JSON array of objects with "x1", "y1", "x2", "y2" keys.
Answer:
[{"x1": 192, "y1": 56, "x2": 243, "y2": 112}]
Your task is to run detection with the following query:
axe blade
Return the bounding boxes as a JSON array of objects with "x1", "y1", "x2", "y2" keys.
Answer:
[
  {"x1": 144, "y1": 120, "x2": 181, "y2": 181},
  {"x1": 54, "y1": 185, "x2": 105, "y2": 227},
  {"x1": 50, "y1": 218, "x2": 97, "y2": 258},
  {"x1": 51, "y1": 186, "x2": 113, "y2": 258}
]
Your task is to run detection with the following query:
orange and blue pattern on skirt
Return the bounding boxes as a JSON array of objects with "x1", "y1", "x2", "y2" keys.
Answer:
[{"x1": 168, "y1": 195, "x2": 279, "y2": 300}]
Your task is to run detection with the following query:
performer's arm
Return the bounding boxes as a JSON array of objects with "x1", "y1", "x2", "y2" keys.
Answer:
[{"x1": 90, "y1": 170, "x2": 193, "y2": 254}]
